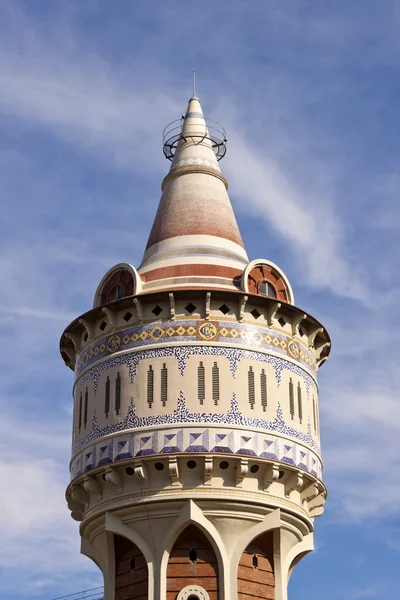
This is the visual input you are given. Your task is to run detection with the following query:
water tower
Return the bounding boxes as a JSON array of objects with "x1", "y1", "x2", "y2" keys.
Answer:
[{"x1": 60, "y1": 93, "x2": 330, "y2": 600}]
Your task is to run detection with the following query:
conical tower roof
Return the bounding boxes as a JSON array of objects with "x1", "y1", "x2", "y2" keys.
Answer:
[{"x1": 138, "y1": 96, "x2": 248, "y2": 293}]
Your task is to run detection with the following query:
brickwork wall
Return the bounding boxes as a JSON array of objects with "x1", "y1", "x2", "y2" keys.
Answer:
[
  {"x1": 237, "y1": 532, "x2": 275, "y2": 600},
  {"x1": 167, "y1": 525, "x2": 219, "y2": 600},
  {"x1": 114, "y1": 534, "x2": 148, "y2": 600}
]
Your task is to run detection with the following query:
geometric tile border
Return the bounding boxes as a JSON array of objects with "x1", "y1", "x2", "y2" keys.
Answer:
[
  {"x1": 75, "y1": 319, "x2": 315, "y2": 377},
  {"x1": 70, "y1": 423, "x2": 322, "y2": 481}
]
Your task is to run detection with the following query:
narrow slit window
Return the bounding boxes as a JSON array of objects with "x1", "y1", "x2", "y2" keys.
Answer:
[
  {"x1": 198, "y1": 361, "x2": 205, "y2": 405},
  {"x1": 105, "y1": 376, "x2": 110, "y2": 418},
  {"x1": 212, "y1": 362, "x2": 219, "y2": 405},
  {"x1": 84, "y1": 387, "x2": 88, "y2": 429},
  {"x1": 248, "y1": 366, "x2": 255, "y2": 409},
  {"x1": 115, "y1": 372, "x2": 121, "y2": 415},
  {"x1": 313, "y1": 395, "x2": 317, "y2": 433},
  {"x1": 78, "y1": 392, "x2": 82, "y2": 433},
  {"x1": 261, "y1": 369, "x2": 267, "y2": 411},
  {"x1": 161, "y1": 363, "x2": 168, "y2": 407},
  {"x1": 252, "y1": 554, "x2": 259, "y2": 568},
  {"x1": 189, "y1": 549, "x2": 197, "y2": 563},
  {"x1": 297, "y1": 382, "x2": 303, "y2": 424},
  {"x1": 289, "y1": 378, "x2": 295, "y2": 420},
  {"x1": 147, "y1": 365, "x2": 154, "y2": 408}
]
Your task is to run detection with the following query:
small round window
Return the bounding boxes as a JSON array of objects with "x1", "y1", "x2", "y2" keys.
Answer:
[
  {"x1": 259, "y1": 281, "x2": 276, "y2": 298},
  {"x1": 108, "y1": 284, "x2": 124, "y2": 302}
]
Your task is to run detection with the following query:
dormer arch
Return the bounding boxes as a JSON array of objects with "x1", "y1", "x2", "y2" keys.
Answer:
[
  {"x1": 93, "y1": 263, "x2": 142, "y2": 308},
  {"x1": 241, "y1": 259, "x2": 294, "y2": 305}
]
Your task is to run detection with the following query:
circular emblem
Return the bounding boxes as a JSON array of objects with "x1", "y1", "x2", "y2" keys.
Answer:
[
  {"x1": 198, "y1": 322, "x2": 217, "y2": 340},
  {"x1": 107, "y1": 333, "x2": 121, "y2": 354},
  {"x1": 287, "y1": 339, "x2": 300, "y2": 359}
]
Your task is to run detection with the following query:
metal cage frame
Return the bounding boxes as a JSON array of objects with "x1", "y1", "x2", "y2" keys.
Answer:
[{"x1": 163, "y1": 117, "x2": 227, "y2": 161}]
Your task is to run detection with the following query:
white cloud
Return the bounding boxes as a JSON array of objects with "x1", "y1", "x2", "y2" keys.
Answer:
[
  {"x1": 224, "y1": 130, "x2": 367, "y2": 302},
  {"x1": 0, "y1": 414, "x2": 101, "y2": 596},
  {"x1": 0, "y1": 4, "x2": 368, "y2": 304},
  {"x1": 321, "y1": 379, "x2": 400, "y2": 521}
]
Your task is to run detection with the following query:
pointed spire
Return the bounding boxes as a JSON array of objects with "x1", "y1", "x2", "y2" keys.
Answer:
[
  {"x1": 169, "y1": 95, "x2": 221, "y2": 174},
  {"x1": 138, "y1": 96, "x2": 248, "y2": 293}
]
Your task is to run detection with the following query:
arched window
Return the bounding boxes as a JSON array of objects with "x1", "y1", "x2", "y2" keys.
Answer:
[
  {"x1": 168, "y1": 526, "x2": 218, "y2": 600},
  {"x1": 108, "y1": 284, "x2": 124, "y2": 303},
  {"x1": 259, "y1": 280, "x2": 277, "y2": 298},
  {"x1": 114, "y1": 535, "x2": 148, "y2": 599},
  {"x1": 238, "y1": 532, "x2": 275, "y2": 599}
]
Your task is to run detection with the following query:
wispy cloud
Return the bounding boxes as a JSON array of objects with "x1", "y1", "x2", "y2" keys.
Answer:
[
  {"x1": 0, "y1": 413, "x2": 101, "y2": 596},
  {"x1": 0, "y1": 2, "x2": 368, "y2": 303},
  {"x1": 224, "y1": 130, "x2": 367, "y2": 302}
]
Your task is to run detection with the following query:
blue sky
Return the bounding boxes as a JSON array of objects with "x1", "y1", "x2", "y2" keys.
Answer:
[{"x1": 0, "y1": 1, "x2": 399, "y2": 598}]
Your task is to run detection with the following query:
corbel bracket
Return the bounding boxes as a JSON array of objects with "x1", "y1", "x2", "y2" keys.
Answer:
[
  {"x1": 168, "y1": 457, "x2": 180, "y2": 486},
  {"x1": 104, "y1": 466, "x2": 122, "y2": 493},
  {"x1": 70, "y1": 484, "x2": 89, "y2": 505},
  {"x1": 205, "y1": 292, "x2": 211, "y2": 320},
  {"x1": 267, "y1": 302, "x2": 281, "y2": 327},
  {"x1": 133, "y1": 297, "x2": 143, "y2": 324},
  {"x1": 64, "y1": 331, "x2": 81, "y2": 353},
  {"x1": 83, "y1": 475, "x2": 101, "y2": 498},
  {"x1": 285, "y1": 471, "x2": 304, "y2": 498},
  {"x1": 235, "y1": 458, "x2": 249, "y2": 487},
  {"x1": 134, "y1": 462, "x2": 148, "y2": 488},
  {"x1": 264, "y1": 462, "x2": 280, "y2": 491},
  {"x1": 102, "y1": 306, "x2": 115, "y2": 329},
  {"x1": 204, "y1": 456, "x2": 213, "y2": 485},
  {"x1": 238, "y1": 295, "x2": 248, "y2": 322},
  {"x1": 308, "y1": 326, "x2": 323, "y2": 350},
  {"x1": 301, "y1": 481, "x2": 320, "y2": 506},
  {"x1": 169, "y1": 293, "x2": 176, "y2": 320},
  {"x1": 79, "y1": 318, "x2": 94, "y2": 343},
  {"x1": 291, "y1": 313, "x2": 307, "y2": 336}
]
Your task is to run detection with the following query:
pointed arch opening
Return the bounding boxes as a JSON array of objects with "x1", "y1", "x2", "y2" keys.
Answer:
[
  {"x1": 237, "y1": 531, "x2": 275, "y2": 599},
  {"x1": 114, "y1": 534, "x2": 148, "y2": 600},
  {"x1": 167, "y1": 525, "x2": 219, "y2": 600}
]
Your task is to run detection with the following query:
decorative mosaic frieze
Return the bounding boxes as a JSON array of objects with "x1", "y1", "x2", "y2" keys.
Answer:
[
  {"x1": 73, "y1": 393, "x2": 320, "y2": 457},
  {"x1": 70, "y1": 414, "x2": 322, "y2": 481},
  {"x1": 75, "y1": 345, "x2": 317, "y2": 397},
  {"x1": 75, "y1": 319, "x2": 315, "y2": 377}
]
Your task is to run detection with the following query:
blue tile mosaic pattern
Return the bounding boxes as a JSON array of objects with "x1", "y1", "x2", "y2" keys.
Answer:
[
  {"x1": 70, "y1": 417, "x2": 322, "y2": 481},
  {"x1": 75, "y1": 319, "x2": 315, "y2": 378},
  {"x1": 72, "y1": 392, "x2": 319, "y2": 457},
  {"x1": 75, "y1": 345, "x2": 317, "y2": 396}
]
